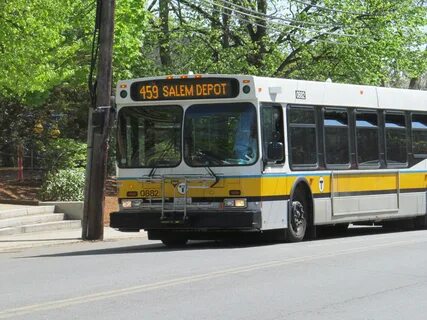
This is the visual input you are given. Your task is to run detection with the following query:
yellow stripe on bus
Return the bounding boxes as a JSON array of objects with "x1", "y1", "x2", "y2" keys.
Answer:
[{"x1": 117, "y1": 173, "x2": 426, "y2": 199}]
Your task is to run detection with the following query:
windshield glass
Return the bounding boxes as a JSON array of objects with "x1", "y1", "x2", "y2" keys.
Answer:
[
  {"x1": 117, "y1": 105, "x2": 182, "y2": 168},
  {"x1": 184, "y1": 103, "x2": 258, "y2": 167}
]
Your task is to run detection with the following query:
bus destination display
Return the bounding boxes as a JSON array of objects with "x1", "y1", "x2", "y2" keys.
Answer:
[{"x1": 130, "y1": 78, "x2": 239, "y2": 101}]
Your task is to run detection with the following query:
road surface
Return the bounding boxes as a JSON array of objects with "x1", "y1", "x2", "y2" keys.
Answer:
[{"x1": 1, "y1": 227, "x2": 427, "y2": 320}]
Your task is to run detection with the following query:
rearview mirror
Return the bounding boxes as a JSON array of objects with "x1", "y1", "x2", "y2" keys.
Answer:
[{"x1": 266, "y1": 142, "x2": 284, "y2": 162}]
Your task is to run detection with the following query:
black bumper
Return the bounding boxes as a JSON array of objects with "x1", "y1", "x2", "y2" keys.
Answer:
[{"x1": 110, "y1": 210, "x2": 262, "y2": 231}]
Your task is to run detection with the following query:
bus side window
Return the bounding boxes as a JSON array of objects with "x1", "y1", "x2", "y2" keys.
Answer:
[
  {"x1": 411, "y1": 113, "x2": 427, "y2": 157},
  {"x1": 288, "y1": 106, "x2": 318, "y2": 168},
  {"x1": 356, "y1": 110, "x2": 380, "y2": 168},
  {"x1": 323, "y1": 108, "x2": 350, "y2": 168},
  {"x1": 261, "y1": 105, "x2": 284, "y2": 163},
  {"x1": 385, "y1": 112, "x2": 408, "y2": 167}
]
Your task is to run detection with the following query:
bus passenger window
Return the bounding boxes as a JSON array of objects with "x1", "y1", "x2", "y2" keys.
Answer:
[
  {"x1": 385, "y1": 113, "x2": 407, "y2": 166},
  {"x1": 412, "y1": 114, "x2": 427, "y2": 156},
  {"x1": 288, "y1": 107, "x2": 317, "y2": 167},
  {"x1": 261, "y1": 106, "x2": 284, "y2": 163},
  {"x1": 324, "y1": 109, "x2": 350, "y2": 166},
  {"x1": 356, "y1": 111, "x2": 379, "y2": 167}
]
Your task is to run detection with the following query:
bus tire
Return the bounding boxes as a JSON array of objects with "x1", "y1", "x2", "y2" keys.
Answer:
[{"x1": 286, "y1": 191, "x2": 308, "y2": 242}]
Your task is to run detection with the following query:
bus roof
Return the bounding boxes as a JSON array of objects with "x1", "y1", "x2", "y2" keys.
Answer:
[
  {"x1": 117, "y1": 74, "x2": 427, "y2": 112},
  {"x1": 251, "y1": 76, "x2": 427, "y2": 112}
]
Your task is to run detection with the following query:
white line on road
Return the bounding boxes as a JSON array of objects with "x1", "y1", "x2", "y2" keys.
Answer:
[{"x1": 1, "y1": 237, "x2": 426, "y2": 319}]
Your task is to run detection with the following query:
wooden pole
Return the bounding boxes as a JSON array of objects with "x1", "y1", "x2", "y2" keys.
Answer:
[{"x1": 82, "y1": 0, "x2": 115, "y2": 240}]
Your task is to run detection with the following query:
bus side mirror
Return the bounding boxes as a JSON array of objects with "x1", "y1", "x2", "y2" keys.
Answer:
[{"x1": 266, "y1": 142, "x2": 284, "y2": 162}]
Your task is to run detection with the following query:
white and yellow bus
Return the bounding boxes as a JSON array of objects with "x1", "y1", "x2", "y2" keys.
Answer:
[{"x1": 110, "y1": 74, "x2": 427, "y2": 246}]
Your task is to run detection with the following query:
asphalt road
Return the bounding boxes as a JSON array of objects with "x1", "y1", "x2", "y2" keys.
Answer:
[{"x1": 1, "y1": 227, "x2": 427, "y2": 320}]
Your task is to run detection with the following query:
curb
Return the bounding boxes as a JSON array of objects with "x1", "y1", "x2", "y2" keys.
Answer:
[
  {"x1": 0, "y1": 199, "x2": 40, "y2": 206},
  {"x1": 0, "y1": 230, "x2": 148, "y2": 253}
]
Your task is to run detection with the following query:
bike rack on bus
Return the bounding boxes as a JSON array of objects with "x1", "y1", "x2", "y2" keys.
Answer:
[{"x1": 138, "y1": 174, "x2": 217, "y2": 223}]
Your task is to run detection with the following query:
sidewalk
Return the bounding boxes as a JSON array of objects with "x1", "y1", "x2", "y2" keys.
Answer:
[
  {"x1": 0, "y1": 227, "x2": 147, "y2": 253},
  {"x1": 0, "y1": 204, "x2": 147, "y2": 253}
]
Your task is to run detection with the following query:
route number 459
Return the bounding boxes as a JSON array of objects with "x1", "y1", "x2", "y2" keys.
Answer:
[{"x1": 139, "y1": 85, "x2": 159, "y2": 100}]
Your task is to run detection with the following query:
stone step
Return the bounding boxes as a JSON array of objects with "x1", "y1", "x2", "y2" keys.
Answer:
[
  {"x1": 0, "y1": 206, "x2": 56, "y2": 220},
  {"x1": 0, "y1": 213, "x2": 65, "y2": 229},
  {"x1": 0, "y1": 220, "x2": 82, "y2": 236}
]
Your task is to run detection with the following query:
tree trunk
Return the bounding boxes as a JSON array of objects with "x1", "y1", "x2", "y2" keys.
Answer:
[
  {"x1": 159, "y1": 0, "x2": 172, "y2": 68},
  {"x1": 211, "y1": 2, "x2": 220, "y2": 62},
  {"x1": 247, "y1": 0, "x2": 267, "y2": 69},
  {"x1": 222, "y1": 3, "x2": 230, "y2": 49},
  {"x1": 409, "y1": 77, "x2": 419, "y2": 89}
]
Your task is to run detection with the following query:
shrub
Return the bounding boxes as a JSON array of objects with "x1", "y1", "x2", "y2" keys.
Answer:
[
  {"x1": 39, "y1": 168, "x2": 85, "y2": 201},
  {"x1": 39, "y1": 138, "x2": 87, "y2": 173}
]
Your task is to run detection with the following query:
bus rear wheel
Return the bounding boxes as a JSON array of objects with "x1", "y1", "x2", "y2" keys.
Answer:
[{"x1": 286, "y1": 195, "x2": 308, "y2": 242}]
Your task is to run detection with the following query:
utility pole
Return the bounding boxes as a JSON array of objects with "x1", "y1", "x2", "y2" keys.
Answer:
[{"x1": 82, "y1": 0, "x2": 115, "y2": 240}]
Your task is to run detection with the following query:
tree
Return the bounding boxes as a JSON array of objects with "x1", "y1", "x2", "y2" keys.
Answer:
[
  {"x1": 137, "y1": 0, "x2": 426, "y2": 87},
  {"x1": 0, "y1": 0, "x2": 95, "y2": 103},
  {"x1": 1, "y1": 0, "x2": 425, "y2": 166}
]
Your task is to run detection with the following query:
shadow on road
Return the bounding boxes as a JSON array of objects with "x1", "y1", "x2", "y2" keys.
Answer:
[
  {"x1": 25, "y1": 226, "x2": 421, "y2": 259},
  {"x1": 25, "y1": 240, "x2": 271, "y2": 258}
]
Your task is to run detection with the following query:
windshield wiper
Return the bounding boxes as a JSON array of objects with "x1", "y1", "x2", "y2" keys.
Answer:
[
  {"x1": 204, "y1": 166, "x2": 220, "y2": 188},
  {"x1": 148, "y1": 166, "x2": 157, "y2": 178}
]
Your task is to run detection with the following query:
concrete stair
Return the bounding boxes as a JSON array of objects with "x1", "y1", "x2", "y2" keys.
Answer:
[{"x1": 0, "y1": 205, "x2": 81, "y2": 236}]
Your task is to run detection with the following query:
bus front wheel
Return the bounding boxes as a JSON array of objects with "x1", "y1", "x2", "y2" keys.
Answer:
[{"x1": 286, "y1": 194, "x2": 308, "y2": 242}]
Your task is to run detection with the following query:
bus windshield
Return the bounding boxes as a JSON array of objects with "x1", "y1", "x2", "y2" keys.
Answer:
[
  {"x1": 184, "y1": 102, "x2": 258, "y2": 167},
  {"x1": 117, "y1": 105, "x2": 182, "y2": 168}
]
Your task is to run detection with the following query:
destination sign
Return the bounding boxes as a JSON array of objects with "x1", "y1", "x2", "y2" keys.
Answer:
[{"x1": 130, "y1": 78, "x2": 240, "y2": 101}]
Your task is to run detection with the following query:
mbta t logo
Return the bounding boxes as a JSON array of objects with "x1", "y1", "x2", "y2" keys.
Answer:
[
  {"x1": 177, "y1": 183, "x2": 188, "y2": 195},
  {"x1": 319, "y1": 177, "x2": 325, "y2": 193}
]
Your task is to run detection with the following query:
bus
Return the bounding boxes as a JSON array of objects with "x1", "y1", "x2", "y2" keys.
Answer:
[{"x1": 110, "y1": 74, "x2": 427, "y2": 246}]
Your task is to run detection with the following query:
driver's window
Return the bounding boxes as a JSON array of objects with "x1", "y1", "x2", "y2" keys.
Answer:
[{"x1": 261, "y1": 105, "x2": 285, "y2": 163}]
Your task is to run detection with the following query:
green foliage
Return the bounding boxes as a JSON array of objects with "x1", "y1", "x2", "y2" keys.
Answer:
[
  {"x1": 0, "y1": 0, "x2": 94, "y2": 103},
  {"x1": 1, "y1": 0, "x2": 426, "y2": 103},
  {"x1": 134, "y1": 0, "x2": 426, "y2": 87},
  {"x1": 289, "y1": 0, "x2": 427, "y2": 85},
  {"x1": 38, "y1": 138, "x2": 87, "y2": 173},
  {"x1": 113, "y1": 0, "x2": 150, "y2": 80},
  {"x1": 0, "y1": 97, "x2": 37, "y2": 146},
  {"x1": 0, "y1": 92, "x2": 88, "y2": 169},
  {"x1": 41, "y1": 84, "x2": 90, "y2": 141},
  {"x1": 39, "y1": 168, "x2": 86, "y2": 201}
]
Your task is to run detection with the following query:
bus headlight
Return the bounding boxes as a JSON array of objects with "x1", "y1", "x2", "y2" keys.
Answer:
[
  {"x1": 234, "y1": 199, "x2": 247, "y2": 207},
  {"x1": 122, "y1": 199, "x2": 143, "y2": 208},
  {"x1": 224, "y1": 198, "x2": 247, "y2": 208},
  {"x1": 122, "y1": 200, "x2": 132, "y2": 208}
]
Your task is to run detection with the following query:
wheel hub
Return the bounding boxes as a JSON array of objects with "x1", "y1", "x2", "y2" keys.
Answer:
[{"x1": 291, "y1": 201, "x2": 305, "y2": 229}]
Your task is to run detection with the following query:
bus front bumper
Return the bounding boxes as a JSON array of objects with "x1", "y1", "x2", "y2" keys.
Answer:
[{"x1": 110, "y1": 210, "x2": 262, "y2": 231}]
